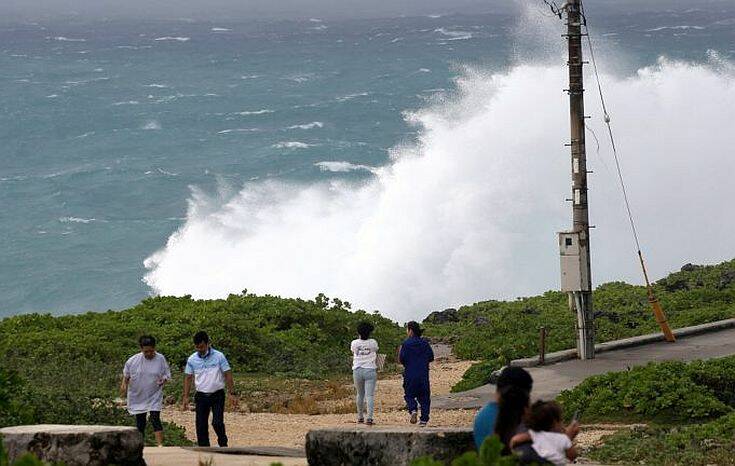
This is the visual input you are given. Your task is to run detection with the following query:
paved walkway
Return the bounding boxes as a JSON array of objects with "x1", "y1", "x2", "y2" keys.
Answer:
[
  {"x1": 433, "y1": 326, "x2": 735, "y2": 409},
  {"x1": 144, "y1": 447, "x2": 306, "y2": 466}
]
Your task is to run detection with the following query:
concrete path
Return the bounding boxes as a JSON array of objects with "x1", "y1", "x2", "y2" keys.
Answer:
[
  {"x1": 144, "y1": 447, "x2": 306, "y2": 466},
  {"x1": 433, "y1": 326, "x2": 735, "y2": 409}
]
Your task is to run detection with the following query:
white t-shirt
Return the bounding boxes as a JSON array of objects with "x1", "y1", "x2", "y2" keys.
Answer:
[
  {"x1": 351, "y1": 338, "x2": 379, "y2": 370},
  {"x1": 529, "y1": 430, "x2": 572, "y2": 466},
  {"x1": 123, "y1": 352, "x2": 171, "y2": 415}
]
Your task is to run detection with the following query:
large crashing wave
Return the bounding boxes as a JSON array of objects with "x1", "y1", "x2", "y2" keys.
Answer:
[{"x1": 144, "y1": 57, "x2": 735, "y2": 321}]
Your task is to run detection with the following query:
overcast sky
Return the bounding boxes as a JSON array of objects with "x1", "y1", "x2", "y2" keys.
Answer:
[{"x1": 1, "y1": 0, "x2": 724, "y2": 22}]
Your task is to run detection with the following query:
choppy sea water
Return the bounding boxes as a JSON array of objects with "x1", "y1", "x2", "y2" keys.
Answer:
[{"x1": 2, "y1": 7, "x2": 734, "y2": 317}]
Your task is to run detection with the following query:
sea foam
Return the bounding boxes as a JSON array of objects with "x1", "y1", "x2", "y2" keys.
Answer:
[
  {"x1": 144, "y1": 57, "x2": 735, "y2": 321},
  {"x1": 288, "y1": 122, "x2": 324, "y2": 130},
  {"x1": 315, "y1": 161, "x2": 377, "y2": 173},
  {"x1": 272, "y1": 141, "x2": 312, "y2": 149},
  {"x1": 154, "y1": 37, "x2": 190, "y2": 42}
]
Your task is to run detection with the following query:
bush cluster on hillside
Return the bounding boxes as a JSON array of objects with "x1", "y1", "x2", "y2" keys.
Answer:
[
  {"x1": 428, "y1": 259, "x2": 735, "y2": 392},
  {"x1": 591, "y1": 412, "x2": 735, "y2": 466},
  {"x1": 0, "y1": 293, "x2": 403, "y2": 443},
  {"x1": 0, "y1": 293, "x2": 403, "y2": 378},
  {"x1": 558, "y1": 357, "x2": 735, "y2": 423},
  {"x1": 558, "y1": 357, "x2": 735, "y2": 465}
]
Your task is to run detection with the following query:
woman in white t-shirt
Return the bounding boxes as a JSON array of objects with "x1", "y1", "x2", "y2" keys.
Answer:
[
  {"x1": 351, "y1": 322, "x2": 379, "y2": 425},
  {"x1": 121, "y1": 335, "x2": 171, "y2": 446}
]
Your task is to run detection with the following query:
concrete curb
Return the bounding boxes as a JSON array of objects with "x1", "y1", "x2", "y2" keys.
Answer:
[{"x1": 511, "y1": 318, "x2": 735, "y2": 368}]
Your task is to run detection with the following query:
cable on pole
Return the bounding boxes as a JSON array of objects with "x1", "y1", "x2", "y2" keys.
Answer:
[
  {"x1": 578, "y1": 0, "x2": 676, "y2": 342},
  {"x1": 542, "y1": 0, "x2": 563, "y2": 18},
  {"x1": 579, "y1": 0, "x2": 641, "y2": 254}
]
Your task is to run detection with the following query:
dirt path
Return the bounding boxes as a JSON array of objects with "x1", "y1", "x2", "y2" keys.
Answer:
[
  {"x1": 163, "y1": 356, "x2": 626, "y2": 452},
  {"x1": 164, "y1": 359, "x2": 476, "y2": 448}
]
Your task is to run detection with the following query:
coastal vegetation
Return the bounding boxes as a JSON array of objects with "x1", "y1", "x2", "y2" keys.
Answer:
[
  {"x1": 423, "y1": 259, "x2": 735, "y2": 392},
  {"x1": 559, "y1": 356, "x2": 735, "y2": 465},
  {"x1": 0, "y1": 259, "x2": 733, "y2": 454},
  {"x1": 0, "y1": 294, "x2": 403, "y2": 444}
]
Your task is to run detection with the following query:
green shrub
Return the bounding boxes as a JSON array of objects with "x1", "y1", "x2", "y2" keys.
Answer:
[
  {"x1": 0, "y1": 294, "x2": 403, "y2": 379},
  {"x1": 451, "y1": 360, "x2": 502, "y2": 393},
  {"x1": 558, "y1": 358, "x2": 735, "y2": 423},
  {"x1": 590, "y1": 412, "x2": 735, "y2": 466},
  {"x1": 0, "y1": 293, "x2": 404, "y2": 445},
  {"x1": 433, "y1": 259, "x2": 735, "y2": 392},
  {"x1": 687, "y1": 357, "x2": 735, "y2": 407},
  {"x1": 411, "y1": 436, "x2": 520, "y2": 466}
]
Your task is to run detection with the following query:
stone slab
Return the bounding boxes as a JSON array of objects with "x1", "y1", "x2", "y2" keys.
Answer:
[
  {"x1": 305, "y1": 426, "x2": 474, "y2": 466},
  {"x1": 0, "y1": 424, "x2": 144, "y2": 466}
]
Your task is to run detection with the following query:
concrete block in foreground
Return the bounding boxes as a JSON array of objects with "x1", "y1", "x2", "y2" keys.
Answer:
[
  {"x1": 305, "y1": 426, "x2": 474, "y2": 465},
  {"x1": 0, "y1": 424, "x2": 144, "y2": 466}
]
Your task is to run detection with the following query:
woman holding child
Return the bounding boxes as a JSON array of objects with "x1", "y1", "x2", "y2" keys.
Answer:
[{"x1": 473, "y1": 366, "x2": 579, "y2": 465}]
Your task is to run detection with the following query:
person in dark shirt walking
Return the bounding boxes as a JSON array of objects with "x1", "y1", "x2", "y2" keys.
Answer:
[{"x1": 399, "y1": 321, "x2": 434, "y2": 427}]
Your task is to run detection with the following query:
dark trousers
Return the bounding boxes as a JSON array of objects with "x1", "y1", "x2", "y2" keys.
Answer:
[
  {"x1": 195, "y1": 390, "x2": 228, "y2": 447},
  {"x1": 404, "y1": 379, "x2": 431, "y2": 423},
  {"x1": 135, "y1": 411, "x2": 163, "y2": 434}
]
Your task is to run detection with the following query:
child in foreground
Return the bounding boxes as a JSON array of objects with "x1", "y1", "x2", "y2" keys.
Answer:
[{"x1": 510, "y1": 400, "x2": 578, "y2": 466}]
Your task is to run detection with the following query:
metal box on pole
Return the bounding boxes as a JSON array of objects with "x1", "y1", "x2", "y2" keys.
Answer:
[{"x1": 558, "y1": 231, "x2": 590, "y2": 292}]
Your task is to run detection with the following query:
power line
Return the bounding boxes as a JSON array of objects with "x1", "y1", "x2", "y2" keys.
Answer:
[
  {"x1": 542, "y1": 0, "x2": 563, "y2": 18},
  {"x1": 579, "y1": 0, "x2": 642, "y2": 254}
]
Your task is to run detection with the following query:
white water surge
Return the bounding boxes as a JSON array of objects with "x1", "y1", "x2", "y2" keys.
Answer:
[{"x1": 144, "y1": 57, "x2": 735, "y2": 320}]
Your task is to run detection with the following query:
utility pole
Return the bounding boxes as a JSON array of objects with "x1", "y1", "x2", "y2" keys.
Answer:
[{"x1": 559, "y1": 0, "x2": 595, "y2": 360}]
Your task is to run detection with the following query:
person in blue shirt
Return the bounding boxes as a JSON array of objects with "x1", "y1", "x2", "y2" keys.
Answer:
[
  {"x1": 473, "y1": 366, "x2": 533, "y2": 453},
  {"x1": 399, "y1": 321, "x2": 434, "y2": 426},
  {"x1": 474, "y1": 366, "x2": 580, "y2": 462}
]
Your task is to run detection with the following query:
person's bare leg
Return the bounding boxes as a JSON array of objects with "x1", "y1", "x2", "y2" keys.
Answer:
[{"x1": 154, "y1": 431, "x2": 163, "y2": 447}]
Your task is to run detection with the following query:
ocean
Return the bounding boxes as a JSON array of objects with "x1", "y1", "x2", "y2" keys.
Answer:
[{"x1": 2, "y1": 6, "x2": 734, "y2": 319}]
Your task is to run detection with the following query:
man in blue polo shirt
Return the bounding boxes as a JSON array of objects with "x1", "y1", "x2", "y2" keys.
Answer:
[{"x1": 181, "y1": 331, "x2": 236, "y2": 447}]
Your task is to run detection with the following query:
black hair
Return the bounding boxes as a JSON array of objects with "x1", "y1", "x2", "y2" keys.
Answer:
[
  {"x1": 193, "y1": 331, "x2": 210, "y2": 345},
  {"x1": 526, "y1": 400, "x2": 563, "y2": 432},
  {"x1": 357, "y1": 322, "x2": 374, "y2": 340},
  {"x1": 138, "y1": 335, "x2": 156, "y2": 347},
  {"x1": 406, "y1": 321, "x2": 422, "y2": 337},
  {"x1": 494, "y1": 367, "x2": 533, "y2": 454}
]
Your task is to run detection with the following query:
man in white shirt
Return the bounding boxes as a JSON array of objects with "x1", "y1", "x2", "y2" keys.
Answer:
[
  {"x1": 121, "y1": 335, "x2": 171, "y2": 447},
  {"x1": 181, "y1": 331, "x2": 236, "y2": 447}
]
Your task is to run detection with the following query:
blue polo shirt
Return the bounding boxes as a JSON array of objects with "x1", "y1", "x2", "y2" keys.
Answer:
[{"x1": 185, "y1": 348, "x2": 231, "y2": 393}]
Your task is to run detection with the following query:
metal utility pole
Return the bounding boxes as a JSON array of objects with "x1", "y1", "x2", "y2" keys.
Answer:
[{"x1": 558, "y1": 0, "x2": 595, "y2": 360}]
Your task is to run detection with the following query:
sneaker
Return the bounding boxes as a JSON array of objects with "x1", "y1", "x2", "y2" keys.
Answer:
[
  {"x1": 419, "y1": 421, "x2": 427, "y2": 427},
  {"x1": 357, "y1": 418, "x2": 364, "y2": 424},
  {"x1": 409, "y1": 411, "x2": 418, "y2": 424},
  {"x1": 366, "y1": 419, "x2": 374, "y2": 426}
]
